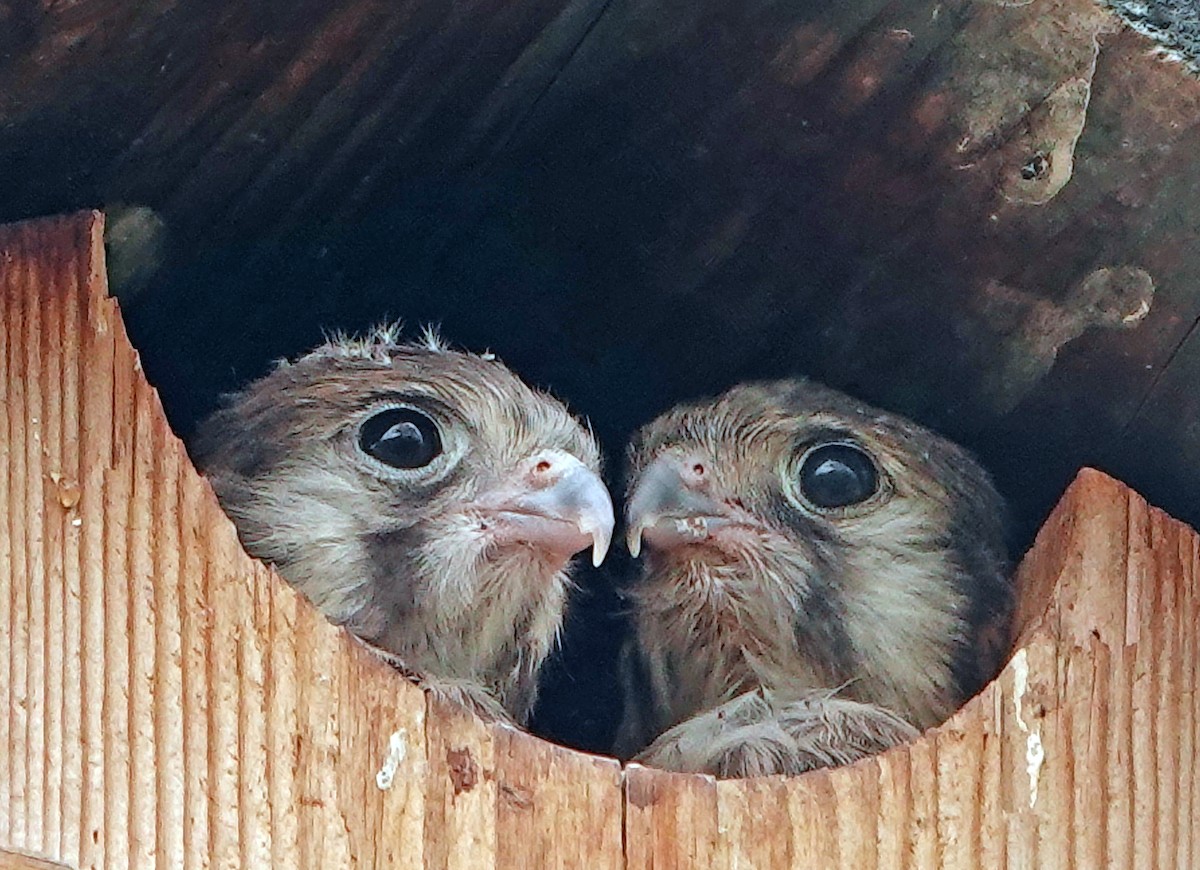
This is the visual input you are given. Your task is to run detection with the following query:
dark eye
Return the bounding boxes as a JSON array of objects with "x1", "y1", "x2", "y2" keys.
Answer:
[
  {"x1": 797, "y1": 443, "x2": 878, "y2": 509},
  {"x1": 358, "y1": 408, "x2": 442, "y2": 469}
]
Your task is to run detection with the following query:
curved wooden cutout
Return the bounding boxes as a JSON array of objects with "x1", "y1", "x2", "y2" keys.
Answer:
[{"x1": 1, "y1": 211, "x2": 1197, "y2": 867}]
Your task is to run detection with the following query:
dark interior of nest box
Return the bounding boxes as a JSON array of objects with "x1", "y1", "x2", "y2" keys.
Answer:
[{"x1": 4, "y1": 0, "x2": 1200, "y2": 753}]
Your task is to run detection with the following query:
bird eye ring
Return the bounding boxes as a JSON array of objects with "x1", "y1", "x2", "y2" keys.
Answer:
[
  {"x1": 791, "y1": 442, "x2": 879, "y2": 510},
  {"x1": 358, "y1": 407, "x2": 443, "y2": 469}
]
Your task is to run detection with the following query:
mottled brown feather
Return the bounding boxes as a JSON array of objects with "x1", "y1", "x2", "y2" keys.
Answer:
[
  {"x1": 192, "y1": 326, "x2": 603, "y2": 724},
  {"x1": 618, "y1": 379, "x2": 1011, "y2": 776}
]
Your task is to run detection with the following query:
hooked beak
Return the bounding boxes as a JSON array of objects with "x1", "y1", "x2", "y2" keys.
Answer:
[
  {"x1": 474, "y1": 451, "x2": 615, "y2": 567},
  {"x1": 625, "y1": 455, "x2": 746, "y2": 558}
]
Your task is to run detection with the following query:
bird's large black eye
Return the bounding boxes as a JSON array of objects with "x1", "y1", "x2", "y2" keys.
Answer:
[
  {"x1": 797, "y1": 443, "x2": 878, "y2": 509},
  {"x1": 358, "y1": 408, "x2": 442, "y2": 469}
]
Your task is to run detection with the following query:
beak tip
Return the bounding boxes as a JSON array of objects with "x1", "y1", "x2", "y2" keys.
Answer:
[
  {"x1": 626, "y1": 527, "x2": 643, "y2": 559},
  {"x1": 485, "y1": 454, "x2": 616, "y2": 566},
  {"x1": 579, "y1": 512, "x2": 614, "y2": 568}
]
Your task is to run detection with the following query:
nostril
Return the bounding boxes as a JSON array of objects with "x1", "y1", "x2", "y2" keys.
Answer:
[
  {"x1": 528, "y1": 457, "x2": 558, "y2": 487},
  {"x1": 678, "y1": 457, "x2": 711, "y2": 488}
]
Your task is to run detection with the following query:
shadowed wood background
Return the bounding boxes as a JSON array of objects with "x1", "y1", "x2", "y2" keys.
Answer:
[{"x1": 2, "y1": 210, "x2": 1198, "y2": 867}]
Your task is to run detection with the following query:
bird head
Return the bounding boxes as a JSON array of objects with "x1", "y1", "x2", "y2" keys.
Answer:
[
  {"x1": 624, "y1": 379, "x2": 1010, "y2": 727},
  {"x1": 192, "y1": 326, "x2": 614, "y2": 660}
]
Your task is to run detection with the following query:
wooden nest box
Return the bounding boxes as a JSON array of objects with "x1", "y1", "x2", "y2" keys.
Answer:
[
  {"x1": 3, "y1": 0, "x2": 1200, "y2": 865},
  {"x1": 2, "y1": 210, "x2": 1199, "y2": 867}
]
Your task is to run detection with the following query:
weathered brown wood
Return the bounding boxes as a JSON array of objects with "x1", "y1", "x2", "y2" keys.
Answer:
[
  {"x1": 423, "y1": 699, "x2": 500, "y2": 869},
  {"x1": 0, "y1": 0, "x2": 609, "y2": 242},
  {"x1": 492, "y1": 729, "x2": 623, "y2": 869},
  {"x1": 624, "y1": 764, "x2": 720, "y2": 867},
  {"x1": 3, "y1": 209, "x2": 1200, "y2": 867},
  {"x1": 0, "y1": 848, "x2": 71, "y2": 870},
  {"x1": 0, "y1": 212, "x2": 437, "y2": 867}
]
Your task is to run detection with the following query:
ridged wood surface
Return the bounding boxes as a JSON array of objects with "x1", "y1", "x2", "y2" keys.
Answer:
[{"x1": 1, "y1": 210, "x2": 1197, "y2": 867}]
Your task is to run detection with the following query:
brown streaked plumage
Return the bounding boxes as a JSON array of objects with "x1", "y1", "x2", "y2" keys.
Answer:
[
  {"x1": 616, "y1": 379, "x2": 1011, "y2": 778},
  {"x1": 192, "y1": 326, "x2": 614, "y2": 725}
]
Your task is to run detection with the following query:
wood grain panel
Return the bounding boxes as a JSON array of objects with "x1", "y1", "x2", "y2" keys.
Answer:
[
  {"x1": 0, "y1": 212, "x2": 437, "y2": 867},
  {"x1": 2, "y1": 210, "x2": 1199, "y2": 867}
]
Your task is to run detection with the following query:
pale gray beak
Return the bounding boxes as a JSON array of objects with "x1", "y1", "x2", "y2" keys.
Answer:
[
  {"x1": 476, "y1": 451, "x2": 615, "y2": 567},
  {"x1": 625, "y1": 455, "x2": 737, "y2": 558}
]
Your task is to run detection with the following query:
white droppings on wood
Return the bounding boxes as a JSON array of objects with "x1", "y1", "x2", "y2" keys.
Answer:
[
  {"x1": 1025, "y1": 732, "x2": 1045, "y2": 808},
  {"x1": 1009, "y1": 648, "x2": 1045, "y2": 807},
  {"x1": 375, "y1": 729, "x2": 408, "y2": 791},
  {"x1": 1012, "y1": 648, "x2": 1028, "y2": 723}
]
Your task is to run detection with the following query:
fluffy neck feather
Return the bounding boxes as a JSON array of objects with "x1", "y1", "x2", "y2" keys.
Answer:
[
  {"x1": 383, "y1": 522, "x2": 570, "y2": 722},
  {"x1": 213, "y1": 464, "x2": 571, "y2": 723},
  {"x1": 632, "y1": 511, "x2": 969, "y2": 733}
]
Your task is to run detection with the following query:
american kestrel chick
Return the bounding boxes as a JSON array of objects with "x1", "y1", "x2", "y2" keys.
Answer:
[
  {"x1": 192, "y1": 326, "x2": 615, "y2": 725},
  {"x1": 616, "y1": 379, "x2": 1011, "y2": 777}
]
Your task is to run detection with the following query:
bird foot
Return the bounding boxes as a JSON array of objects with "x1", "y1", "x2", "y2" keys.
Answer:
[{"x1": 633, "y1": 689, "x2": 919, "y2": 779}]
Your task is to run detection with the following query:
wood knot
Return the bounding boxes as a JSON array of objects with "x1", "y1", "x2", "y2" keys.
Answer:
[
  {"x1": 625, "y1": 772, "x2": 661, "y2": 809},
  {"x1": 446, "y1": 747, "x2": 479, "y2": 795}
]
